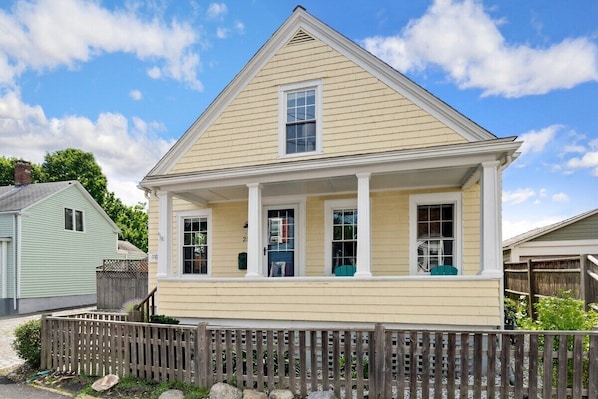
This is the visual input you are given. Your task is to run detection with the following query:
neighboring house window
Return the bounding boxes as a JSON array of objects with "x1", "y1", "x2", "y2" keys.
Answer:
[
  {"x1": 409, "y1": 193, "x2": 462, "y2": 274},
  {"x1": 180, "y1": 210, "x2": 211, "y2": 276},
  {"x1": 64, "y1": 208, "x2": 84, "y2": 232},
  {"x1": 278, "y1": 80, "x2": 322, "y2": 157},
  {"x1": 325, "y1": 199, "x2": 357, "y2": 275}
]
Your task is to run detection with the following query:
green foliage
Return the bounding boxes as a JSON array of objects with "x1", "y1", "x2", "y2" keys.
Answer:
[
  {"x1": 41, "y1": 149, "x2": 108, "y2": 207},
  {"x1": 0, "y1": 157, "x2": 43, "y2": 185},
  {"x1": 515, "y1": 290, "x2": 598, "y2": 389},
  {"x1": 103, "y1": 191, "x2": 149, "y2": 253},
  {"x1": 150, "y1": 314, "x2": 180, "y2": 324},
  {"x1": 533, "y1": 290, "x2": 598, "y2": 331},
  {"x1": 11, "y1": 319, "x2": 42, "y2": 368},
  {"x1": 339, "y1": 353, "x2": 369, "y2": 379}
]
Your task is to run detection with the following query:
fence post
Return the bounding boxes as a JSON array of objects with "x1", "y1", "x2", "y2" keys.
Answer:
[
  {"x1": 589, "y1": 333, "x2": 598, "y2": 399},
  {"x1": 581, "y1": 255, "x2": 589, "y2": 311},
  {"x1": 40, "y1": 314, "x2": 48, "y2": 370},
  {"x1": 196, "y1": 322, "x2": 209, "y2": 388},
  {"x1": 527, "y1": 259, "x2": 535, "y2": 319},
  {"x1": 371, "y1": 323, "x2": 385, "y2": 399}
]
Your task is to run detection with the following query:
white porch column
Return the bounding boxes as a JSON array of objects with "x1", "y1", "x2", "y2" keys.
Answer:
[
  {"x1": 355, "y1": 173, "x2": 372, "y2": 277},
  {"x1": 157, "y1": 191, "x2": 172, "y2": 278},
  {"x1": 480, "y1": 161, "x2": 501, "y2": 276},
  {"x1": 246, "y1": 183, "x2": 262, "y2": 278}
]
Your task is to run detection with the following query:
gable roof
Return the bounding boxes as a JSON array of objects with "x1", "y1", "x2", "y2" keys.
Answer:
[
  {"x1": 0, "y1": 180, "x2": 120, "y2": 232},
  {"x1": 145, "y1": 6, "x2": 501, "y2": 178},
  {"x1": 503, "y1": 208, "x2": 598, "y2": 248}
]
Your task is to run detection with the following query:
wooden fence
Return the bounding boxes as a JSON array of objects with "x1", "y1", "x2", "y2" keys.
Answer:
[
  {"x1": 504, "y1": 254, "x2": 598, "y2": 317},
  {"x1": 96, "y1": 259, "x2": 148, "y2": 311},
  {"x1": 41, "y1": 314, "x2": 598, "y2": 399}
]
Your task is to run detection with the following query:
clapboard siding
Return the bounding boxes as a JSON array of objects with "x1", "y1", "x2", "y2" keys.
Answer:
[
  {"x1": 534, "y1": 213, "x2": 598, "y2": 242},
  {"x1": 19, "y1": 185, "x2": 119, "y2": 298},
  {"x1": 170, "y1": 36, "x2": 465, "y2": 175},
  {"x1": 157, "y1": 278, "x2": 501, "y2": 327}
]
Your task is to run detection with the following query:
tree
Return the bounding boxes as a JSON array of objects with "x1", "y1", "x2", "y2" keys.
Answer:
[
  {"x1": 103, "y1": 192, "x2": 148, "y2": 253},
  {"x1": 41, "y1": 149, "x2": 108, "y2": 207},
  {"x1": 0, "y1": 157, "x2": 43, "y2": 185}
]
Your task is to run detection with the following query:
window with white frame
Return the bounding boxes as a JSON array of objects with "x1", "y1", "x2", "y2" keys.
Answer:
[
  {"x1": 180, "y1": 210, "x2": 211, "y2": 276},
  {"x1": 409, "y1": 193, "x2": 462, "y2": 274},
  {"x1": 325, "y1": 199, "x2": 357, "y2": 275},
  {"x1": 278, "y1": 80, "x2": 322, "y2": 157},
  {"x1": 64, "y1": 208, "x2": 84, "y2": 232}
]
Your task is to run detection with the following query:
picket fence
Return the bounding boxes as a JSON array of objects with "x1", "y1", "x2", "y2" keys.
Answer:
[{"x1": 41, "y1": 313, "x2": 598, "y2": 399}]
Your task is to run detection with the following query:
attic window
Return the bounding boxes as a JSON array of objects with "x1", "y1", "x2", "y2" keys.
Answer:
[
  {"x1": 65, "y1": 207, "x2": 84, "y2": 232},
  {"x1": 287, "y1": 29, "x2": 315, "y2": 46},
  {"x1": 278, "y1": 80, "x2": 323, "y2": 157}
]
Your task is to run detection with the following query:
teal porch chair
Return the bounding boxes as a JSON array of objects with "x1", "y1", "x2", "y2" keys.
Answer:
[
  {"x1": 334, "y1": 265, "x2": 356, "y2": 276},
  {"x1": 430, "y1": 265, "x2": 458, "y2": 275}
]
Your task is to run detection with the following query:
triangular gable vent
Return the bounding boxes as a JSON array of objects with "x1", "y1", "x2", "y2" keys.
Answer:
[{"x1": 287, "y1": 29, "x2": 315, "y2": 46}]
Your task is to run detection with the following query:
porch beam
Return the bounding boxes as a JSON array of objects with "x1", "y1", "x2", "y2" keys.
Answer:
[
  {"x1": 157, "y1": 191, "x2": 172, "y2": 278},
  {"x1": 355, "y1": 173, "x2": 372, "y2": 277},
  {"x1": 480, "y1": 161, "x2": 501, "y2": 276},
  {"x1": 246, "y1": 183, "x2": 262, "y2": 278}
]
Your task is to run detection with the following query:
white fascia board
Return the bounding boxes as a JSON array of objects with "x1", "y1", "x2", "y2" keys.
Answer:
[
  {"x1": 146, "y1": 8, "x2": 501, "y2": 178},
  {"x1": 141, "y1": 139, "x2": 521, "y2": 191},
  {"x1": 294, "y1": 10, "x2": 498, "y2": 142},
  {"x1": 147, "y1": 10, "x2": 305, "y2": 177}
]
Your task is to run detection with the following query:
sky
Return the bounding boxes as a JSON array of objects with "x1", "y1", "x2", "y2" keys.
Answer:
[{"x1": 0, "y1": 0, "x2": 596, "y2": 240}]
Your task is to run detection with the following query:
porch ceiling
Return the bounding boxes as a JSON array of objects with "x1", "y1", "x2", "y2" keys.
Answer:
[
  {"x1": 142, "y1": 138, "x2": 522, "y2": 205},
  {"x1": 172, "y1": 165, "x2": 477, "y2": 204}
]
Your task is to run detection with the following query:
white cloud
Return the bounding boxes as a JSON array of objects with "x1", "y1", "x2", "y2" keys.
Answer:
[
  {"x1": 216, "y1": 27, "x2": 229, "y2": 39},
  {"x1": 517, "y1": 125, "x2": 561, "y2": 157},
  {"x1": 0, "y1": 91, "x2": 174, "y2": 205},
  {"x1": 207, "y1": 3, "x2": 227, "y2": 20},
  {"x1": 234, "y1": 21, "x2": 245, "y2": 35},
  {"x1": 129, "y1": 89, "x2": 142, "y2": 101},
  {"x1": 502, "y1": 188, "x2": 535, "y2": 205},
  {"x1": 0, "y1": 0, "x2": 203, "y2": 90},
  {"x1": 552, "y1": 192, "x2": 569, "y2": 202},
  {"x1": 361, "y1": 0, "x2": 598, "y2": 97},
  {"x1": 567, "y1": 151, "x2": 598, "y2": 176}
]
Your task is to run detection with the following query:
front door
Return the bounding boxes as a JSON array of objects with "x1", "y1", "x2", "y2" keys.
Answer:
[{"x1": 264, "y1": 207, "x2": 295, "y2": 277}]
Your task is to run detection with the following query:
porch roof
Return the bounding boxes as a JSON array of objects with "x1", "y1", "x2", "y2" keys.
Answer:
[{"x1": 140, "y1": 138, "x2": 520, "y2": 204}]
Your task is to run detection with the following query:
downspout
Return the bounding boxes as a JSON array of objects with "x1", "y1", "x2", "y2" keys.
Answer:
[{"x1": 13, "y1": 214, "x2": 18, "y2": 310}]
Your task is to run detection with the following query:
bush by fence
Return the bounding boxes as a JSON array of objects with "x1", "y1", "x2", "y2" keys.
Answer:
[{"x1": 41, "y1": 314, "x2": 598, "y2": 398}]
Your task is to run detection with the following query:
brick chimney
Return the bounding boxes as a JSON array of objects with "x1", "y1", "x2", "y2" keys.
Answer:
[{"x1": 14, "y1": 160, "x2": 32, "y2": 186}]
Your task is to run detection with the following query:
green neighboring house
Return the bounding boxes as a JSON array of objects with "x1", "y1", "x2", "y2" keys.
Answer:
[{"x1": 0, "y1": 172, "x2": 121, "y2": 315}]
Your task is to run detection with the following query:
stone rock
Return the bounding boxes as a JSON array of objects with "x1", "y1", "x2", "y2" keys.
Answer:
[
  {"x1": 307, "y1": 391, "x2": 338, "y2": 399},
  {"x1": 159, "y1": 389, "x2": 184, "y2": 399},
  {"x1": 91, "y1": 374, "x2": 119, "y2": 392},
  {"x1": 269, "y1": 389, "x2": 294, "y2": 399},
  {"x1": 243, "y1": 388, "x2": 268, "y2": 399},
  {"x1": 210, "y1": 382, "x2": 242, "y2": 399}
]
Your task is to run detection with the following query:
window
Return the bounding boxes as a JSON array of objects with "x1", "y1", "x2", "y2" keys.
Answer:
[
  {"x1": 64, "y1": 208, "x2": 84, "y2": 232},
  {"x1": 325, "y1": 199, "x2": 357, "y2": 275},
  {"x1": 181, "y1": 215, "x2": 209, "y2": 275},
  {"x1": 409, "y1": 193, "x2": 462, "y2": 274},
  {"x1": 278, "y1": 80, "x2": 322, "y2": 157}
]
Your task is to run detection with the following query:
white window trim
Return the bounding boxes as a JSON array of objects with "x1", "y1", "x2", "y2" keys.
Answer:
[
  {"x1": 409, "y1": 192, "x2": 462, "y2": 275},
  {"x1": 278, "y1": 79, "x2": 323, "y2": 158},
  {"x1": 64, "y1": 207, "x2": 85, "y2": 233},
  {"x1": 324, "y1": 198, "x2": 357, "y2": 276},
  {"x1": 177, "y1": 209, "x2": 212, "y2": 278}
]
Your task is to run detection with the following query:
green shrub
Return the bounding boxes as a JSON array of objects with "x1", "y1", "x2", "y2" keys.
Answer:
[
  {"x1": 525, "y1": 290, "x2": 598, "y2": 389},
  {"x1": 149, "y1": 314, "x2": 180, "y2": 324},
  {"x1": 12, "y1": 319, "x2": 42, "y2": 368}
]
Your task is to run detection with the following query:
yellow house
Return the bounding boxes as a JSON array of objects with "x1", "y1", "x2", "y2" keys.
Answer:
[{"x1": 139, "y1": 6, "x2": 521, "y2": 330}]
